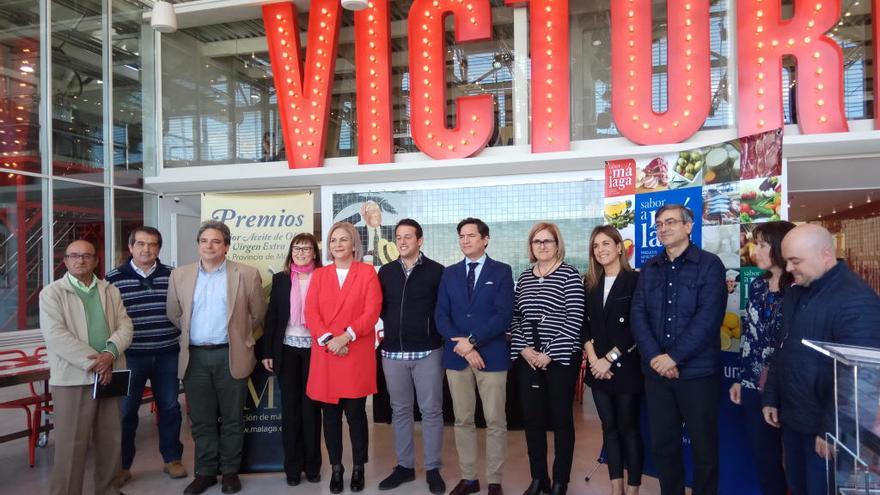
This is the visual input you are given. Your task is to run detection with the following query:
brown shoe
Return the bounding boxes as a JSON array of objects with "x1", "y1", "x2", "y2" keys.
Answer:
[
  {"x1": 164, "y1": 461, "x2": 188, "y2": 479},
  {"x1": 112, "y1": 469, "x2": 131, "y2": 488},
  {"x1": 488, "y1": 483, "x2": 505, "y2": 495},
  {"x1": 221, "y1": 473, "x2": 242, "y2": 494},
  {"x1": 449, "y1": 479, "x2": 480, "y2": 495},
  {"x1": 183, "y1": 475, "x2": 217, "y2": 494}
]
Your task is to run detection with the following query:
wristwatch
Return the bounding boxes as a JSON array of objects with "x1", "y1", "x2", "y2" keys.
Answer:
[
  {"x1": 467, "y1": 334, "x2": 478, "y2": 346},
  {"x1": 608, "y1": 351, "x2": 620, "y2": 362}
]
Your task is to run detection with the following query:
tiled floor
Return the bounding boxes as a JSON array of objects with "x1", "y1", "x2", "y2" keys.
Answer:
[{"x1": 0, "y1": 391, "x2": 661, "y2": 494}]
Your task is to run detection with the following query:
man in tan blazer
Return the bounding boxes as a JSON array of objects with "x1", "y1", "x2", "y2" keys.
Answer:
[
  {"x1": 166, "y1": 220, "x2": 266, "y2": 495},
  {"x1": 40, "y1": 239, "x2": 133, "y2": 495}
]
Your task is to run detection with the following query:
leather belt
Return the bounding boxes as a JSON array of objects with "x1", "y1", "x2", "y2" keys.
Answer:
[{"x1": 189, "y1": 343, "x2": 229, "y2": 351}]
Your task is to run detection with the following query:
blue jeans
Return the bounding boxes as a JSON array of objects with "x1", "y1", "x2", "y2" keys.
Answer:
[
  {"x1": 741, "y1": 388, "x2": 787, "y2": 495},
  {"x1": 121, "y1": 352, "x2": 184, "y2": 469},
  {"x1": 781, "y1": 428, "x2": 830, "y2": 495}
]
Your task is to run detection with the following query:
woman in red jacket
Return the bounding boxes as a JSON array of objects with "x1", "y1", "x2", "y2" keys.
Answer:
[{"x1": 305, "y1": 221, "x2": 382, "y2": 494}]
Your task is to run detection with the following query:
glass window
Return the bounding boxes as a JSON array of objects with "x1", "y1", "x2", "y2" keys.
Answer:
[
  {"x1": 52, "y1": 0, "x2": 105, "y2": 182},
  {"x1": 112, "y1": 188, "x2": 148, "y2": 267},
  {"x1": 112, "y1": 0, "x2": 147, "y2": 187},
  {"x1": 0, "y1": 172, "x2": 43, "y2": 331},
  {"x1": 0, "y1": 1, "x2": 41, "y2": 175},
  {"x1": 571, "y1": 0, "x2": 733, "y2": 140},
  {"x1": 53, "y1": 180, "x2": 106, "y2": 279}
]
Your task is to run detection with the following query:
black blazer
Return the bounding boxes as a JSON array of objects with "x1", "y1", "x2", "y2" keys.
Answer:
[
  {"x1": 582, "y1": 270, "x2": 643, "y2": 393},
  {"x1": 262, "y1": 271, "x2": 300, "y2": 374}
]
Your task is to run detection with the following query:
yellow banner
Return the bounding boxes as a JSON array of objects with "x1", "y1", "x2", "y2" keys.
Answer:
[{"x1": 201, "y1": 192, "x2": 314, "y2": 287}]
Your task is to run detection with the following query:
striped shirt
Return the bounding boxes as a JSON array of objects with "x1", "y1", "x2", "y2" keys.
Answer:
[
  {"x1": 509, "y1": 262, "x2": 585, "y2": 366},
  {"x1": 106, "y1": 259, "x2": 180, "y2": 354}
]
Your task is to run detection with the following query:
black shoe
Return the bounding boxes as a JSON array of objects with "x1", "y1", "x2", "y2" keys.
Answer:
[
  {"x1": 351, "y1": 464, "x2": 365, "y2": 492},
  {"x1": 523, "y1": 478, "x2": 551, "y2": 495},
  {"x1": 550, "y1": 482, "x2": 567, "y2": 495},
  {"x1": 330, "y1": 465, "x2": 344, "y2": 494},
  {"x1": 450, "y1": 479, "x2": 481, "y2": 495},
  {"x1": 306, "y1": 472, "x2": 321, "y2": 483},
  {"x1": 426, "y1": 469, "x2": 446, "y2": 494},
  {"x1": 221, "y1": 473, "x2": 242, "y2": 494},
  {"x1": 183, "y1": 475, "x2": 217, "y2": 494},
  {"x1": 378, "y1": 465, "x2": 415, "y2": 490},
  {"x1": 286, "y1": 474, "x2": 301, "y2": 486}
]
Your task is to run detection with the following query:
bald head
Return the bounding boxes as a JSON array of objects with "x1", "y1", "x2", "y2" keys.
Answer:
[
  {"x1": 64, "y1": 239, "x2": 98, "y2": 284},
  {"x1": 781, "y1": 224, "x2": 836, "y2": 287}
]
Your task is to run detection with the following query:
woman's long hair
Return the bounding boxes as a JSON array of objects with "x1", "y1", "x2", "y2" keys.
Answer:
[
  {"x1": 752, "y1": 221, "x2": 796, "y2": 290},
  {"x1": 283, "y1": 232, "x2": 323, "y2": 272},
  {"x1": 585, "y1": 225, "x2": 633, "y2": 291}
]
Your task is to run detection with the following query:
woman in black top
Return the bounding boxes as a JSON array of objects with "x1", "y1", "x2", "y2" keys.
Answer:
[
  {"x1": 261, "y1": 233, "x2": 323, "y2": 486},
  {"x1": 583, "y1": 225, "x2": 642, "y2": 495},
  {"x1": 510, "y1": 222, "x2": 585, "y2": 495}
]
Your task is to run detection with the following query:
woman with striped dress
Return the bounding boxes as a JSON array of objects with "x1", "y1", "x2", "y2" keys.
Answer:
[{"x1": 509, "y1": 222, "x2": 585, "y2": 495}]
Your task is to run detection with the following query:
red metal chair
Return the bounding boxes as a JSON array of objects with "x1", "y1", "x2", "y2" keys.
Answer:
[
  {"x1": 0, "y1": 348, "x2": 52, "y2": 467},
  {"x1": 575, "y1": 353, "x2": 588, "y2": 404}
]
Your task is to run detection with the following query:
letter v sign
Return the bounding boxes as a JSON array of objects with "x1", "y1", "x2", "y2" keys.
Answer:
[{"x1": 263, "y1": 0, "x2": 342, "y2": 168}]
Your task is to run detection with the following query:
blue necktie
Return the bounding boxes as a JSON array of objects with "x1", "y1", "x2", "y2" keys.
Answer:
[{"x1": 467, "y1": 262, "x2": 478, "y2": 299}]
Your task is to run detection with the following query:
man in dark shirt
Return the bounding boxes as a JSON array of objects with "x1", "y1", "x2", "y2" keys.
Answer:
[
  {"x1": 376, "y1": 219, "x2": 446, "y2": 494},
  {"x1": 631, "y1": 204, "x2": 726, "y2": 495},
  {"x1": 763, "y1": 224, "x2": 880, "y2": 495}
]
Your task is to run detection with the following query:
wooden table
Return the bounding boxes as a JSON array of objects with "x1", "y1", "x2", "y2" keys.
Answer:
[{"x1": 0, "y1": 355, "x2": 52, "y2": 445}]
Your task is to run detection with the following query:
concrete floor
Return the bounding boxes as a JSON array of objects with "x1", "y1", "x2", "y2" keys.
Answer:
[{"x1": 0, "y1": 390, "x2": 661, "y2": 495}]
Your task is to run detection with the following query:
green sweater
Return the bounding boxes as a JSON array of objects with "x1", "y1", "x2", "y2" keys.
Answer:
[{"x1": 68, "y1": 274, "x2": 118, "y2": 357}]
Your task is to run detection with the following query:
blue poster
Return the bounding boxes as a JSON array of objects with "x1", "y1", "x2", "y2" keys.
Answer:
[{"x1": 634, "y1": 187, "x2": 703, "y2": 267}]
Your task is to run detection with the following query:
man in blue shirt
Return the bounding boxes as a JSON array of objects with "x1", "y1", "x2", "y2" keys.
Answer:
[
  {"x1": 631, "y1": 204, "x2": 726, "y2": 495},
  {"x1": 435, "y1": 218, "x2": 514, "y2": 495},
  {"x1": 167, "y1": 221, "x2": 266, "y2": 494}
]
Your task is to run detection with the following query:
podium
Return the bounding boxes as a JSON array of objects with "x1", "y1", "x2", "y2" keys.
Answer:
[{"x1": 803, "y1": 340, "x2": 880, "y2": 494}]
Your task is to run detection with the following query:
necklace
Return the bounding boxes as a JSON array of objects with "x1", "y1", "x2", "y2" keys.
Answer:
[{"x1": 535, "y1": 261, "x2": 559, "y2": 283}]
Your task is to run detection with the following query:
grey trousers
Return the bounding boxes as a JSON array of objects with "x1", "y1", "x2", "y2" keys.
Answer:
[
  {"x1": 381, "y1": 350, "x2": 444, "y2": 471},
  {"x1": 50, "y1": 385, "x2": 122, "y2": 495}
]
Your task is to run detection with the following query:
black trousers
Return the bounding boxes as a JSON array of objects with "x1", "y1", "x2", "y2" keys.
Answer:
[
  {"x1": 515, "y1": 358, "x2": 578, "y2": 484},
  {"x1": 591, "y1": 388, "x2": 644, "y2": 486},
  {"x1": 644, "y1": 374, "x2": 719, "y2": 495},
  {"x1": 277, "y1": 346, "x2": 322, "y2": 478},
  {"x1": 322, "y1": 397, "x2": 369, "y2": 466}
]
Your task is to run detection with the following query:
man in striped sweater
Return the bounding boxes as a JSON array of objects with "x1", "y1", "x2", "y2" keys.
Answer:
[{"x1": 106, "y1": 226, "x2": 186, "y2": 487}]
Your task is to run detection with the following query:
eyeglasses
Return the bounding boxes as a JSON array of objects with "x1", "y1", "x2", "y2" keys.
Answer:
[
  {"x1": 653, "y1": 218, "x2": 686, "y2": 229},
  {"x1": 531, "y1": 239, "x2": 557, "y2": 247},
  {"x1": 291, "y1": 246, "x2": 313, "y2": 253},
  {"x1": 65, "y1": 253, "x2": 95, "y2": 261}
]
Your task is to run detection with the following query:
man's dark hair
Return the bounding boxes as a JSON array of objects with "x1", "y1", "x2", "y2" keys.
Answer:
[
  {"x1": 456, "y1": 217, "x2": 489, "y2": 237},
  {"x1": 197, "y1": 220, "x2": 231, "y2": 246},
  {"x1": 128, "y1": 226, "x2": 163, "y2": 248},
  {"x1": 656, "y1": 204, "x2": 695, "y2": 224},
  {"x1": 395, "y1": 218, "x2": 423, "y2": 239}
]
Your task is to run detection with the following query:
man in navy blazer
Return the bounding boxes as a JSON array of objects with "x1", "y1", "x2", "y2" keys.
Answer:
[{"x1": 435, "y1": 218, "x2": 514, "y2": 495}]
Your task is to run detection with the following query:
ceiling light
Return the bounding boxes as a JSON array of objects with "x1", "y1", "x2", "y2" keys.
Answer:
[
  {"x1": 341, "y1": 0, "x2": 369, "y2": 11},
  {"x1": 151, "y1": 1, "x2": 178, "y2": 33},
  {"x1": 19, "y1": 65, "x2": 33, "y2": 73},
  {"x1": 849, "y1": 202, "x2": 853, "y2": 209},
  {"x1": 868, "y1": 195, "x2": 873, "y2": 204},
  {"x1": 832, "y1": 207, "x2": 837, "y2": 214}
]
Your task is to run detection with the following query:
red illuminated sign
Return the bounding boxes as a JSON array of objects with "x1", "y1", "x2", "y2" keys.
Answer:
[{"x1": 263, "y1": 0, "x2": 857, "y2": 168}]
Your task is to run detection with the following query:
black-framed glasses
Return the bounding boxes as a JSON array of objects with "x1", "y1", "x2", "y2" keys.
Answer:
[
  {"x1": 65, "y1": 253, "x2": 96, "y2": 261},
  {"x1": 531, "y1": 239, "x2": 557, "y2": 247},
  {"x1": 291, "y1": 246, "x2": 313, "y2": 253},
  {"x1": 654, "y1": 218, "x2": 685, "y2": 230}
]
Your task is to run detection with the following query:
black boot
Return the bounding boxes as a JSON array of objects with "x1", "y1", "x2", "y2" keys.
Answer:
[
  {"x1": 330, "y1": 465, "x2": 344, "y2": 494},
  {"x1": 550, "y1": 482, "x2": 567, "y2": 495},
  {"x1": 523, "y1": 478, "x2": 551, "y2": 495},
  {"x1": 351, "y1": 464, "x2": 365, "y2": 492}
]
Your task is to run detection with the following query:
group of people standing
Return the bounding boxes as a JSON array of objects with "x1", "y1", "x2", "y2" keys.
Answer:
[{"x1": 37, "y1": 203, "x2": 880, "y2": 495}]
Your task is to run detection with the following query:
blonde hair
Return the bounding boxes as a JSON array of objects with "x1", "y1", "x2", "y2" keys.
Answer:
[
  {"x1": 527, "y1": 222, "x2": 566, "y2": 264},
  {"x1": 327, "y1": 222, "x2": 363, "y2": 262},
  {"x1": 585, "y1": 225, "x2": 633, "y2": 290}
]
